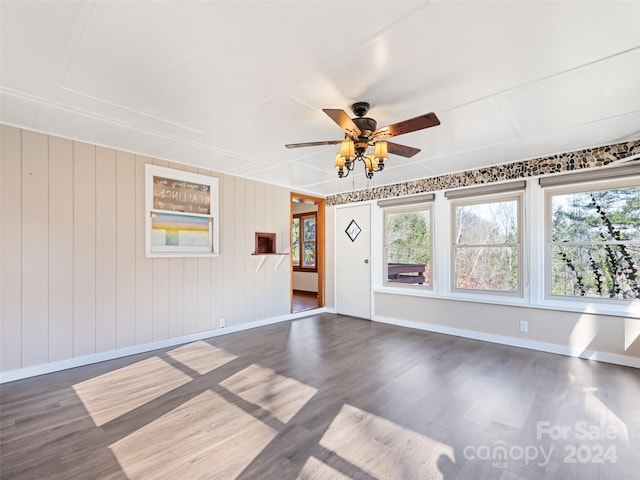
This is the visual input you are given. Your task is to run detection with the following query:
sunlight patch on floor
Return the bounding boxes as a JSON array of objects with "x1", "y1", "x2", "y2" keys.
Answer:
[
  {"x1": 319, "y1": 404, "x2": 455, "y2": 480},
  {"x1": 220, "y1": 363, "x2": 317, "y2": 423},
  {"x1": 110, "y1": 390, "x2": 277, "y2": 479},
  {"x1": 297, "y1": 456, "x2": 351, "y2": 480},
  {"x1": 72, "y1": 356, "x2": 191, "y2": 426},
  {"x1": 166, "y1": 340, "x2": 237, "y2": 374}
]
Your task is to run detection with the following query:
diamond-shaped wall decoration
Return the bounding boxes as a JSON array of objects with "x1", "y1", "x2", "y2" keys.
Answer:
[{"x1": 345, "y1": 219, "x2": 361, "y2": 242}]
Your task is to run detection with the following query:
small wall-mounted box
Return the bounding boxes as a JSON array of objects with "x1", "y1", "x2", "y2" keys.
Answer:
[{"x1": 254, "y1": 232, "x2": 276, "y2": 254}]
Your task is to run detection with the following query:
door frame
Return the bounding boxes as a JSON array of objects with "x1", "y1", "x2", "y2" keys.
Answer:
[{"x1": 290, "y1": 193, "x2": 325, "y2": 312}]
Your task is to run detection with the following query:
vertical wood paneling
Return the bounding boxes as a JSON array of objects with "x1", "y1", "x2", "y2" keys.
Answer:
[
  {"x1": 222, "y1": 174, "x2": 235, "y2": 325},
  {"x1": 116, "y1": 151, "x2": 136, "y2": 348},
  {"x1": 48, "y1": 136, "x2": 74, "y2": 362},
  {"x1": 182, "y1": 257, "x2": 197, "y2": 335},
  {"x1": 134, "y1": 155, "x2": 153, "y2": 344},
  {"x1": 73, "y1": 141, "x2": 96, "y2": 356},
  {"x1": 254, "y1": 181, "x2": 266, "y2": 320},
  {"x1": 165, "y1": 163, "x2": 186, "y2": 338},
  {"x1": 151, "y1": 160, "x2": 169, "y2": 341},
  {"x1": 2, "y1": 127, "x2": 300, "y2": 374},
  {"x1": 244, "y1": 179, "x2": 256, "y2": 323},
  {"x1": 1, "y1": 126, "x2": 22, "y2": 370},
  {"x1": 197, "y1": 259, "x2": 211, "y2": 331},
  {"x1": 195, "y1": 168, "x2": 211, "y2": 332},
  {"x1": 95, "y1": 147, "x2": 117, "y2": 353},
  {"x1": 168, "y1": 257, "x2": 184, "y2": 338},
  {"x1": 21, "y1": 130, "x2": 49, "y2": 367},
  {"x1": 233, "y1": 177, "x2": 246, "y2": 325},
  {"x1": 276, "y1": 186, "x2": 290, "y2": 315},
  {"x1": 263, "y1": 183, "x2": 275, "y2": 318},
  {"x1": 210, "y1": 173, "x2": 224, "y2": 329}
]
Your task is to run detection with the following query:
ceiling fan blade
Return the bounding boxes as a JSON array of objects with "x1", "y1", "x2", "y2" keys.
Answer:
[
  {"x1": 323, "y1": 109, "x2": 361, "y2": 138},
  {"x1": 374, "y1": 112, "x2": 440, "y2": 139},
  {"x1": 285, "y1": 140, "x2": 343, "y2": 149},
  {"x1": 386, "y1": 141, "x2": 421, "y2": 158}
]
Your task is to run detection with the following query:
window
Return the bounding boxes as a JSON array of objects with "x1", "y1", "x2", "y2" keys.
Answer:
[
  {"x1": 546, "y1": 181, "x2": 640, "y2": 301},
  {"x1": 292, "y1": 212, "x2": 317, "y2": 271},
  {"x1": 384, "y1": 204, "x2": 432, "y2": 287},
  {"x1": 145, "y1": 165, "x2": 219, "y2": 257},
  {"x1": 451, "y1": 194, "x2": 522, "y2": 294}
]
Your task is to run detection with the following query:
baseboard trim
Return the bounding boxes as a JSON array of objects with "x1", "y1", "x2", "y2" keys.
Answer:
[
  {"x1": 373, "y1": 315, "x2": 640, "y2": 369},
  {"x1": 0, "y1": 308, "x2": 329, "y2": 384}
]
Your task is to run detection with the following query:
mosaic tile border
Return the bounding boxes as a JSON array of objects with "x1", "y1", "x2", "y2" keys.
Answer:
[{"x1": 325, "y1": 139, "x2": 640, "y2": 206}]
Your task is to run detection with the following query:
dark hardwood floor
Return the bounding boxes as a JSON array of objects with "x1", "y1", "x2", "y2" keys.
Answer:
[
  {"x1": 292, "y1": 290, "x2": 319, "y2": 313},
  {"x1": 1, "y1": 314, "x2": 639, "y2": 479}
]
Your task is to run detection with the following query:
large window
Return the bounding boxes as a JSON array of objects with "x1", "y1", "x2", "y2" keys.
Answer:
[
  {"x1": 384, "y1": 204, "x2": 432, "y2": 287},
  {"x1": 451, "y1": 194, "x2": 522, "y2": 295},
  {"x1": 546, "y1": 182, "x2": 640, "y2": 301},
  {"x1": 292, "y1": 213, "x2": 317, "y2": 271}
]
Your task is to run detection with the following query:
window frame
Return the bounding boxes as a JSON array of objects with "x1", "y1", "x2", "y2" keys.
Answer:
[
  {"x1": 292, "y1": 212, "x2": 317, "y2": 272},
  {"x1": 544, "y1": 176, "x2": 640, "y2": 304},
  {"x1": 382, "y1": 201, "x2": 434, "y2": 290},
  {"x1": 450, "y1": 191, "x2": 524, "y2": 297},
  {"x1": 144, "y1": 164, "x2": 219, "y2": 257}
]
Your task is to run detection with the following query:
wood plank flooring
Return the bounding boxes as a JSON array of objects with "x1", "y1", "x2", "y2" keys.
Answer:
[
  {"x1": 292, "y1": 291, "x2": 319, "y2": 313},
  {"x1": 1, "y1": 314, "x2": 639, "y2": 479}
]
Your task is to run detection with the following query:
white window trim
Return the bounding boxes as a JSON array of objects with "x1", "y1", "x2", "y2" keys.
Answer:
[
  {"x1": 449, "y1": 190, "x2": 525, "y2": 298},
  {"x1": 372, "y1": 176, "x2": 639, "y2": 319},
  {"x1": 540, "y1": 175, "x2": 640, "y2": 310},
  {"x1": 145, "y1": 164, "x2": 220, "y2": 257},
  {"x1": 382, "y1": 202, "x2": 434, "y2": 291}
]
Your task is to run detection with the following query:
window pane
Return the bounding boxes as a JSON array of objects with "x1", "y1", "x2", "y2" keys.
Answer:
[
  {"x1": 455, "y1": 246, "x2": 519, "y2": 292},
  {"x1": 386, "y1": 247, "x2": 430, "y2": 286},
  {"x1": 386, "y1": 210, "x2": 430, "y2": 247},
  {"x1": 455, "y1": 200, "x2": 518, "y2": 245},
  {"x1": 551, "y1": 244, "x2": 640, "y2": 300},
  {"x1": 303, "y1": 242, "x2": 315, "y2": 267},
  {"x1": 292, "y1": 218, "x2": 300, "y2": 266},
  {"x1": 292, "y1": 244, "x2": 300, "y2": 266},
  {"x1": 292, "y1": 218, "x2": 300, "y2": 243},
  {"x1": 551, "y1": 187, "x2": 640, "y2": 242},
  {"x1": 303, "y1": 216, "x2": 316, "y2": 241},
  {"x1": 384, "y1": 208, "x2": 432, "y2": 288}
]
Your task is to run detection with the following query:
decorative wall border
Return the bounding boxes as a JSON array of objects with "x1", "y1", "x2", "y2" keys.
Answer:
[{"x1": 325, "y1": 139, "x2": 640, "y2": 206}]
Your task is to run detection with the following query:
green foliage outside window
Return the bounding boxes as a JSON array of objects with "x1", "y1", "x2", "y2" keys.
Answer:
[
  {"x1": 385, "y1": 208, "x2": 431, "y2": 286},
  {"x1": 550, "y1": 186, "x2": 640, "y2": 300}
]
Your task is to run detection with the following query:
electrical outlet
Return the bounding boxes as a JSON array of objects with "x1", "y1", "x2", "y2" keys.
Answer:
[
  {"x1": 220, "y1": 317, "x2": 226, "y2": 328},
  {"x1": 519, "y1": 320, "x2": 528, "y2": 333}
]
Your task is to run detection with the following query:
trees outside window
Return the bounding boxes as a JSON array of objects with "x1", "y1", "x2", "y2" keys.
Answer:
[
  {"x1": 548, "y1": 185, "x2": 640, "y2": 300},
  {"x1": 452, "y1": 195, "x2": 521, "y2": 294},
  {"x1": 384, "y1": 205, "x2": 432, "y2": 287},
  {"x1": 292, "y1": 213, "x2": 317, "y2": 272}
]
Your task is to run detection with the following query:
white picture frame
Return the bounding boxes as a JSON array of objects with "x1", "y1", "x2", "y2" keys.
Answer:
[{"x1": 145, "y1": 164, "x2": 219, "y2": 257}]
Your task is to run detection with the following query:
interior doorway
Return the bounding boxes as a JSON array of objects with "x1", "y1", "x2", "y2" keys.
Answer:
[{"x1": 290, "y1": 193, "x2": 325, "y2": 313}]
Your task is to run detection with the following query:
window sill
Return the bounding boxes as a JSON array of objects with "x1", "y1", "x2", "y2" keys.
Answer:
[{"x1": 373, "y1": 287, "x2": 640, "y2": 319}]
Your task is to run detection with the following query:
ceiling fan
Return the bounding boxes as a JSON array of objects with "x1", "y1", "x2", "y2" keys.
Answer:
[{"x1": 285, "y1": 102, "x2": 440, "y2": 178}]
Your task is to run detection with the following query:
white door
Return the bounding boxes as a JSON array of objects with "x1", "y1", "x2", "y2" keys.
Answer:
[{"x1": 336, "y1": 204, "x2": 371, "y2": 319}]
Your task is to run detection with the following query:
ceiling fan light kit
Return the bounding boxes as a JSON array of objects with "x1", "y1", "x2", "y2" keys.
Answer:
[{"x1": 286, "y1": 101, "x2": 440, "y2": 180}]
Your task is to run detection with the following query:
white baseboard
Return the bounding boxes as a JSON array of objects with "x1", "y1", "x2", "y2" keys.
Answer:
[
  {"x1": 0, "y1": 308, "x2": 328, "y2": 384},
  {"x1": 373, "y1": 315, "x2": 640, "y2": 369}
]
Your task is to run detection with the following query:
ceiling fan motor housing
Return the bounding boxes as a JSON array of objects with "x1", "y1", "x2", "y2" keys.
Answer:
[{"x1": 352, "y1": 116, "x2": 377, "y2": 152}]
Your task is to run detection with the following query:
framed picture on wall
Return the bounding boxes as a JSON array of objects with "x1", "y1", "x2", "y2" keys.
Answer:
[{"x1": 145, "y1": 165, "x2": 219, "y2": 256}]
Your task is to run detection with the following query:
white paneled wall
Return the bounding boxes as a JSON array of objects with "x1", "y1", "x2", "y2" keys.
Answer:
[{"x1": 0, "y1": 125, "x2": 291, "y2": 373}]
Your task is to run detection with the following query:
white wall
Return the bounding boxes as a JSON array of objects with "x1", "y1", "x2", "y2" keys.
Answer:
[
  {"x1": 374, "y1": 294, "x2": 640, "y2": 364},
  {"x1": 0, "y1": 125, "x2": 292, "y2": 375}
]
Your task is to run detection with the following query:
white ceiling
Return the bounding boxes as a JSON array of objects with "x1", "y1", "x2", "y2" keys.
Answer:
[{"x1": 2, "y1": 1, "x2": 639, "y2": 196}]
